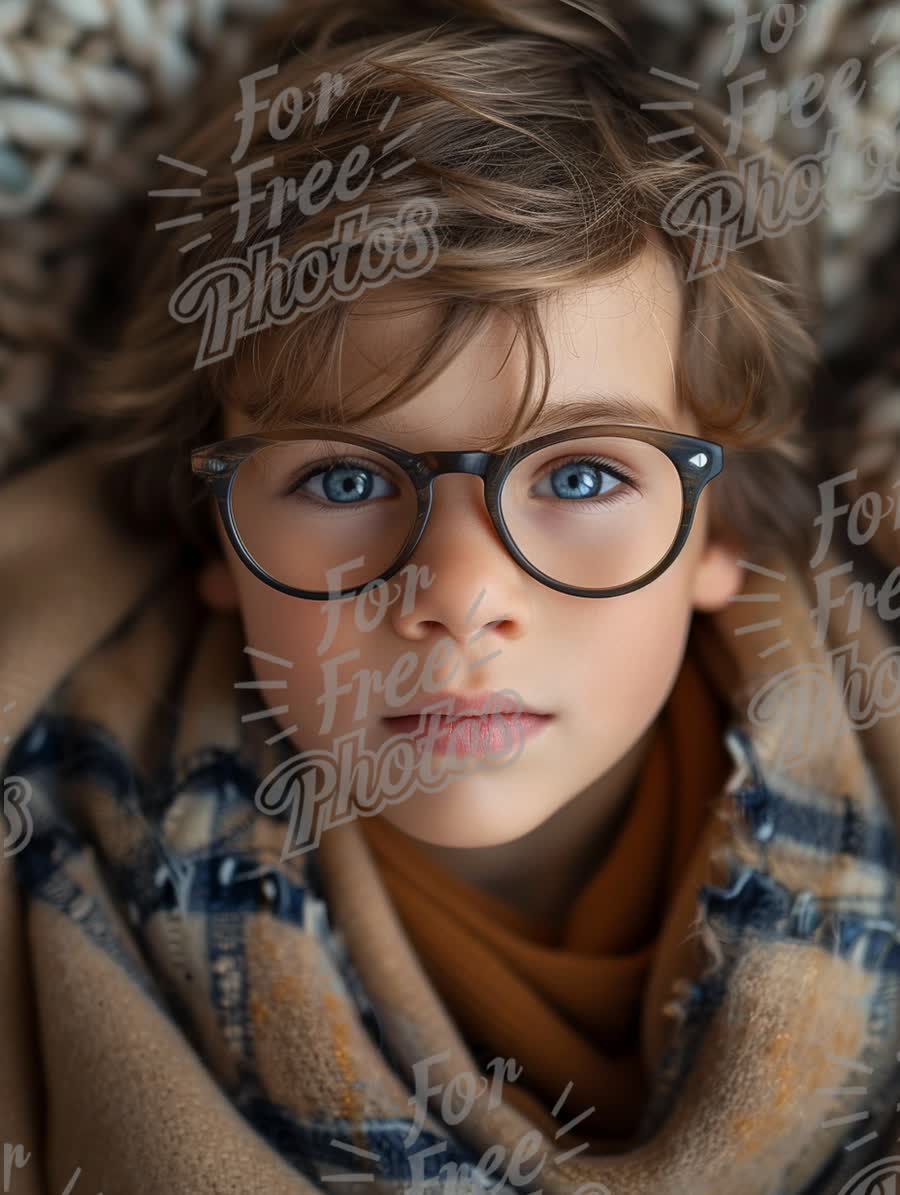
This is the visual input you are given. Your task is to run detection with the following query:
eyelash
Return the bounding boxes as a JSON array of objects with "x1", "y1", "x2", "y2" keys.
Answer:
[
  {"x1": 541, "y1": 454, "x2": 640, "y2": 505},
  {"x1": 286, "y1": 456, "x2": 394, "y2": 505}
]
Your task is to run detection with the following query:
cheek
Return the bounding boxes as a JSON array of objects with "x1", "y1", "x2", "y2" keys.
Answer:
[
  {"x1": 563, "y1": 568, "x2": 695, "y2": 726},
  {"x1": 232, "y1": 572, "x2": 325, "y2": 656},
  {"x1": 231, "y1": 577, "x2": 332, "y2": 721},
  {"x1": 232, "y1": 578, "x2": 380, "y2": 746}
]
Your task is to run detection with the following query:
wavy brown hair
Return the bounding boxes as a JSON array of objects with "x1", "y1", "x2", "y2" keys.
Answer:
[{"x1": 72, "y1": 0, "x2": 823, "y2": 570}]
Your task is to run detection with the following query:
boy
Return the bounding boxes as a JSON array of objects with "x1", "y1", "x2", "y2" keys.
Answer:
[{"x1": 3, "y1": 1, "x2": 900, "y2": 1191}]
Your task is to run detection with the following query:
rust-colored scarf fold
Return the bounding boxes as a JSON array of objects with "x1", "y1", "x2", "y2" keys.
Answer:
[{"x1": 360, "y1": 634, "x2": 732, "y2": 1149}]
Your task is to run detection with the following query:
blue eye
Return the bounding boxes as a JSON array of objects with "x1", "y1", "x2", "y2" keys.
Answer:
[
  {"x1": 532, "y1": 457, "x2": 631, "y2": 503},
  {"x1": 289, "y1": 458, "x2": 397, "y2": 506}
]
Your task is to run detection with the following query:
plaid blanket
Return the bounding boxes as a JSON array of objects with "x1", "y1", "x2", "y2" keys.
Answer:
[{"x1": 3, "y1": 441, "x2": 900, "y2": 1195}]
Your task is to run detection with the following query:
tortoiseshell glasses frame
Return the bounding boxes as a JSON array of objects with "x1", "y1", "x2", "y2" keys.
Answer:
[{"x1": 190, "y1": 423, "x2": 725, "y2": 601}]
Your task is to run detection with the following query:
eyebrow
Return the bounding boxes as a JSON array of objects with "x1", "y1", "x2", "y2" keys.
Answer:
[
  {"x1": 502, "y1": 391, "x2": 677, "y2": 438},
  {"x1": 255, "y1": 389, "x2": 677, "y2": 443}
]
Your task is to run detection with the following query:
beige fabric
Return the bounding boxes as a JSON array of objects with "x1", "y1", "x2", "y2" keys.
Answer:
[{"x1": 1, "y1": 442, "x2": 900, "y2": 1194}]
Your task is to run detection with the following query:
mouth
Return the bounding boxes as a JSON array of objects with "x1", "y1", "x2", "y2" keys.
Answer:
[
  {"x1": 381, "y1": 712, "x2": 554, "y2": 728},
  {"x1": 379, "y1": 710, "x2": 554, "y2": 756}
]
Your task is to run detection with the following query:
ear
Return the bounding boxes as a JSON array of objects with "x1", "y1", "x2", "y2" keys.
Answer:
[
  {"x1": 196, "y1": 555, "x2": 241, "y2": 611},
  {"x1": 691, "y1": 534, "x2": 744, "y2": 613}
]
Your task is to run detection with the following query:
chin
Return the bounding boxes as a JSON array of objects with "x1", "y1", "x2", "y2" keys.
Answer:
[{"x1": 380, "y1": 787, "x2": 560, "y2": 849}]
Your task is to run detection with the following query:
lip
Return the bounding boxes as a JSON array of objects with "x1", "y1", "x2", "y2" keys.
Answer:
[
  {"x1": 381, "y1": 710, "x2": 554, "y2": 757},
  {"x1": 381, "y1": 689, "x2": 550, "y2": 719}
]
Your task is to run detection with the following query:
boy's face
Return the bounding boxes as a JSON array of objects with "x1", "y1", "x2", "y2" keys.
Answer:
[{"x1": 199, "y1": 241, "x2": 743, "y2": 849}]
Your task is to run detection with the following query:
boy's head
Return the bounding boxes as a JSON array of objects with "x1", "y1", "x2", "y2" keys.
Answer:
[
  {"x1": 197, "y1": 249, "x2": 742, "y2": 847},
  {"x1": 78, "y1": 0, "x2": 822, "y2": 848}
]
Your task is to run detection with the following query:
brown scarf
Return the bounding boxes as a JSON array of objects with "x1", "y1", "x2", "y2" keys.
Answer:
[{"x1": 360, "y1": 631, "x2": 732, "y2": 1149}]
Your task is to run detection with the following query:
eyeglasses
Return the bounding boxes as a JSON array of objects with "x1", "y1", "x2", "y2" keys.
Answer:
[{"x1": 190, "y1": 424, "x2": 724, "y2": 600}]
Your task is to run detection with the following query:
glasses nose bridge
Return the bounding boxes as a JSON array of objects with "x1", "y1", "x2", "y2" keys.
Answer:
[
  {"x1": 412, "y1": 449, "x2": 508, "y2": 578},
  {"x1": 419, "y1": 450, "x2": 498, "y2": 481}
]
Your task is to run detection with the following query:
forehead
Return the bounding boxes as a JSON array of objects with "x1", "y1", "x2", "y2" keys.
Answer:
[{"x1": 223, "y1": 237, "x2": 690, "y2": 444}]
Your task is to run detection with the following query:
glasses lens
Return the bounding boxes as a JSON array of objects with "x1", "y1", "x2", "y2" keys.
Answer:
[
  {"x1": 499, "y1": 435, "x2": 685, "y2": 590},
  {"x1": 229, "y1": 438, "x2": 418, "y2": 592}
]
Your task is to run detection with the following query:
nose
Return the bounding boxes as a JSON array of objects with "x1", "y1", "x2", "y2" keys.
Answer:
[{"x1": 389, "y1": 474, "x2": 531, "y2": 650}]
